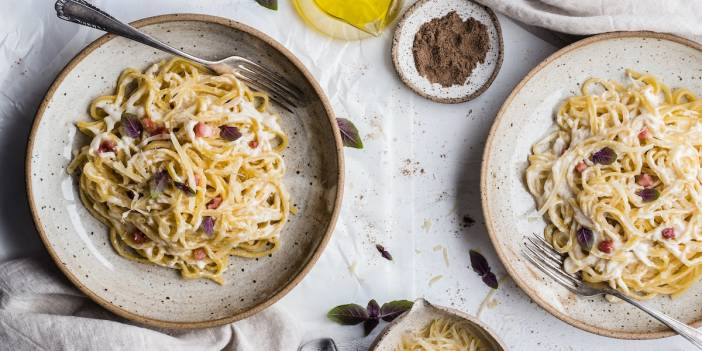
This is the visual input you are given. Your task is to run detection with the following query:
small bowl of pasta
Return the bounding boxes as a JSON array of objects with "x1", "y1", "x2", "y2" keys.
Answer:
[{"x1": 369, "y1": 298, "x2": 506, "y2": 351}]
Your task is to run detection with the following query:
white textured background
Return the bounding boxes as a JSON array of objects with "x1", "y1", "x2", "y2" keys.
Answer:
[{"x1": 0, "y1": 0, "x2": 695, "y2": 349}]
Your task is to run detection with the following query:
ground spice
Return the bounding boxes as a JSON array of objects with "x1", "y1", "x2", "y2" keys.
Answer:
[{"x1": 412, "y1": 11, "x2": 490, "y2": 87}]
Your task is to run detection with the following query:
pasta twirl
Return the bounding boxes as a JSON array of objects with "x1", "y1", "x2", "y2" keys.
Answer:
[
  {"x1": 68, "y1": 58, "x2": 290, "y2": 284},
  {"x1": 526, "y1": 70, "x2": 702, "y2": 299}
]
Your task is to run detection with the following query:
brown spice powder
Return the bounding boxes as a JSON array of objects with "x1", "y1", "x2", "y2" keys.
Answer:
[{"x1": 412, "y1": 11, "x2": 490, "y2": 87}]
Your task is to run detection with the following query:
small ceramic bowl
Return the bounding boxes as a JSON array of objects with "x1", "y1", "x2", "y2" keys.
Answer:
[
  {"x1": 369, "y1": 298, "x2": 506, "y2": 350},
  {"x1": 26, "y1": 14, "x2": 343, "y2": 329},
  {"x1": 392, "y1": 0, "x2": 503, "y2": 103}
]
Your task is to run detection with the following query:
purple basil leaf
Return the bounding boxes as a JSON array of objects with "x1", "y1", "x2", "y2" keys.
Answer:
[
  {"x1": 379, "y1": 300, "x2": 413, "y2": 322},
  {"x1": 363, "y1": 318, "x2": 379, "y2": 336},
  {"x1": 636, "y1": 188, "x2": 660, "y2": 202},
  {"x1": 590, "y1": 147, "x2": 616, "y2": 165},
  {"x1": 174, "y1": 181, "x2": 196, "y2": 196},
  {"x1": 576, "y1": 227, "x2": 594, "y2": 252},
  {"x1": 482, "y1": 271, "x2": 498, "y2": 289},
  {"x1": 327, "y1": 304, "x2": 369, "y2": 325},
  {"x1": 121, "y1": 112, "x2": 142, "y2": 138},
  {"x1": 219, "y1": 125, "x2": 242, "y2": 141},
  {"x1": 202, "y1": 216, "x2": 215, "y2": 235},
  {"x1": 469, "y1": 249, "x2": 490, "y2": 276},
  {"x1": 337, "y1": 118, "x2": 363, "y2": 149},
  {"x1": 366, "y1": 299, "x2": 380, "y2": 319},
  {"x1": 255, "y1": 0, "x2": 277, "y2": 10},
  {"x1": 149, "y1": 170, "x2": 168, "y2": 199},
  {"x1": 375, "y1": 244, "x2": 393, "y2": 261}
]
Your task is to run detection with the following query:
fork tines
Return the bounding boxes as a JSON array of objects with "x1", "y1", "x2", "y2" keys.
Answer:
[
  {"x1": 522, "y1": 234, "x2": 582, "y2": 293},
  {"x1": 234, "y1": 58, "x2": 304, "y2": 112}
]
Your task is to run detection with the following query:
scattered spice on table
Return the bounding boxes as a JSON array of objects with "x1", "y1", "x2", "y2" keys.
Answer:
[{"x1": 462, "y1": 215, "x2": 475, "y2": 228}]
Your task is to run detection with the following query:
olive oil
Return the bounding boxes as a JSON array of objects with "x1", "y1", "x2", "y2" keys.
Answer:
[{"x1": 293, "y1": 0, "x2": 403, "y2": 40}]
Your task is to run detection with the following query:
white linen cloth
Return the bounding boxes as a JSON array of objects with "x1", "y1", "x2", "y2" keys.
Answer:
[
  {"x1": 0, "y1": 258, "x2": 301, "y2": 351},
  {"x1": 476, "y1": 0, "x2": 702, "y2": 41}
]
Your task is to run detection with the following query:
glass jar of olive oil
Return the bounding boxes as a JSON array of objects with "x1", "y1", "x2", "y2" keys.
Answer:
[{"x1": 292, "y1": 0, "x2": 404, "y2": 40}]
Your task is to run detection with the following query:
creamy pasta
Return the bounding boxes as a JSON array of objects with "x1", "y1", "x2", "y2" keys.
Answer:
[
  {"x1": 526, "y1": 70, "x2": 702, "y2": 299},
  {"x1": 395, "y1": 318, "x2": 487, "y2": 351},
  {"x1": 68, "y1": 58, "x2": 290, "y2": 284}
]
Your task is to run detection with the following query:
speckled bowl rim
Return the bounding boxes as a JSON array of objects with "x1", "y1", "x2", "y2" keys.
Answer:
[
  {"x1": 481, "y1": 31, "x2": 702, "y2": 340},
  {"x1": 25, "y1": 13, "x2": 344, "y2": 329},
  {"x1": 391, "y1": 0, "x2": 504, "y2": 104},
  {"x1": 367, "y1": 298, "x2": 508, "y2": 350}
]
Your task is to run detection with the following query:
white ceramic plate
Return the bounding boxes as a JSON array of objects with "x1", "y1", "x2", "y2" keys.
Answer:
[
  {"x1": 26, "y1": 14, "x2": 343, "y2": 328},
  {"x1": 482, "y1": 32, "x2": 702, "y2": 339}
]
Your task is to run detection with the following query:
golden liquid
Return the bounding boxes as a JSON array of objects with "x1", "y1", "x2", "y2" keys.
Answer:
[{"x1": 293, "y1": 0, "x2": 402, "y2": 40}]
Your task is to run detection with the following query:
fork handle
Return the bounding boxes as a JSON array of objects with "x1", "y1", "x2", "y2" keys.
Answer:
[
  {"x1": 614, "y1": 291, "x2": 702, "y2": 348},
  {"x1": 54, "y1": 0, "x2": 211, "y2": 65}
]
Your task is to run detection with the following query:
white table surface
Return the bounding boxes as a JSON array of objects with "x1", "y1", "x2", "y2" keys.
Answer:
[{"x1": 0, "y1": 1, "x2": 695, "y2": 350}]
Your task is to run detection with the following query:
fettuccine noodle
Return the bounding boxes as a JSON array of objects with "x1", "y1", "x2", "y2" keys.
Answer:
[
  {"x1": 526, "y1": 70, "x2": 702, "y2": 299},
  {"x1": 395, "y1": 318, "x2": 487, "y2": 351},
  {"x1": 67, "y1": 58, "x2": 289, "y2": 284}
]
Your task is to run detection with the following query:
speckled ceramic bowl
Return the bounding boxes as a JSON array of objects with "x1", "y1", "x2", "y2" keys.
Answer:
[
  {"x1": 392, "y1": 0, "x2": 503, "y2": 103},
  {"x1": 369, "y1": 298, "x2": 506, "y2": 351},
  {"x1": 482, "y1": 32, "x2": 702, "y2": 339},
  {"x1": 26, "y1": 14, "x2": 343, "y2": 328}
]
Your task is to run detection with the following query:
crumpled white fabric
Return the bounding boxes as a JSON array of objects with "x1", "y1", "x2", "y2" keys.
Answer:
[
  {"x1": 475, "y1": 0, "x2": 702, "y2": 41},
  {"x1": 0, "y1": 258, "x2": 300, "y2": 351}
]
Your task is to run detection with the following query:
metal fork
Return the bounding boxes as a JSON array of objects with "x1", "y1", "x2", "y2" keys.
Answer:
[
  {"x1": 54, "y1": 0, "x2": 304, "y2": 111},
  {"x1": 522, "y1": 234, "x2": 702, "y2": 348},
  {"x1": 298, "y1": 338, "x2": 338, "y2": 351}
]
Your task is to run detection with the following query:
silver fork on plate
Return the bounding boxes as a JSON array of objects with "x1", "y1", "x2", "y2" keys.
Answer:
[
  {"x1": 522, "y1": 234, "x2": 702, "y2": 348},
  {"x1": 54, "y1": 0, "x2": 304, "y2": 111}
]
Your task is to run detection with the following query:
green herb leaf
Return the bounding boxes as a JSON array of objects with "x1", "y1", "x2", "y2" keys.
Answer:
[
  {"x1": 337, "y1": 118, "x2": 363, "y2": 149},
  {"x1": 469, "y1": 249, "x2": 490, "y2": 276},
  {"x1": 255, "y1": 0, "x2": 278, "y2": 10},
  {"x1": 174, "y1": 181, "x2": 196, "y2": 196},
  {"x1": 576, "y1": 227, "x2": 594, "y2": 252},
  {"x1": 367, "y1": 299, "x2": 380, "y2": 319},
  {"x1": 379, "y1": 300, "x2": 413, "y2": 322},
  {"x1": 590, "y1": 147, "x2": 616, "y2": 165},
  {"x1": 470, "y1": 249, "x2": 499, "y2": 289},
  {"x1": 375, "y1": 244, "x2": 392, "y2": 261},
  {"x1": 636, "y1": 188, "x2": 660, "y2": 202},
  {"x1": 482, "y1": 272, "x2": 498, "y2": 289},
  {"x1": 202, "y1": 216, "x2": 215, "y2": 235},
  {"x1": 121, "y1": 112, "x2": 142, "y2": 138},
  {"x1": 327, "y1": 304, "x2": 369, "y2": 325},
  {"x1": 363, "y1": 318, "x2": 379, "y2": 336},
  {"x1": 149, "y1": 170, "x2": 169, "y2": 199},
  {"x1": 220, "y1": 125, "x2": 242, "y2": 141}
]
